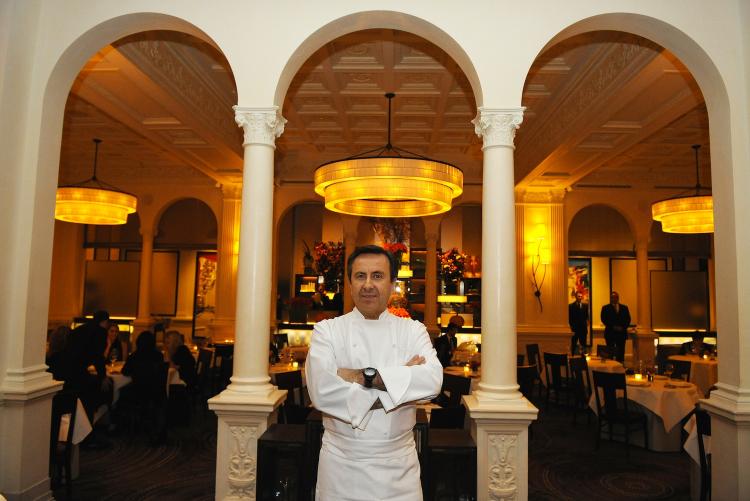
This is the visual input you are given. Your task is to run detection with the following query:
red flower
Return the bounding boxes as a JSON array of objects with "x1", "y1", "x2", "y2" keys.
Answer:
[
  {"x1": 388, "y1": 307, "x2": 411, "y2": 318},
  {"x1": 383, "y1": 242, "x2": 408, "y2": 255}
]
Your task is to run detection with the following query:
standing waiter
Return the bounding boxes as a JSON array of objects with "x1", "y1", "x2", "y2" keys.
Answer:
[
  {"x1": 600, "y1": 291, "x2": 631, "y2": 362},
  {"x1": 568, "y1": 292, "x2": 589, "y2": 355}
]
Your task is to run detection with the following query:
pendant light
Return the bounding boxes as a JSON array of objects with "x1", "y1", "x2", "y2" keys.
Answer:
[
  {"x1": 55, "y1": 139, "x2": 137, "y2": 225},
  {"x1": 652, "y1": 144, "x2": 713, "y2": 233},
  {"x1": 314, "y1": 93, "x2": 463, "y2": 218}
]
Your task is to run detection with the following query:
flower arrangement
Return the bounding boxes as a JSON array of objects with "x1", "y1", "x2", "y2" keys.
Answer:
[
  {"x1": 383, "y1": 242, "x2": 408, "y2": 263},
  {"x1": 388, "y1": 306, "x2": 411, "y2": 318},
  {"x1": 440, "y1": 247, "x2": 467, "y2": 283},
  {"x1": 314, "y1": 241, "x2": 345, "y2": 288}
]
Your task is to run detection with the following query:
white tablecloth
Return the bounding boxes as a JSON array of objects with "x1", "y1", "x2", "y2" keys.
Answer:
[
  {"x1": 58, "y1": 398, "x2": 92, "y2": 444},
  {"x1": 668, "y1": 354, "x2": 718, "y2": 396},
  {"x1": 589, "y1": 375, "x2": 700, "y2": 451},
  {"x1": 622, "y1": 377, "x2": 700, "y2": 432},
  {"x1": 106, "y1": 363, "x2": 185, "y2": 406},
  {"x1": 586, "y1": 357, "x2": 625, "y2": 376}
]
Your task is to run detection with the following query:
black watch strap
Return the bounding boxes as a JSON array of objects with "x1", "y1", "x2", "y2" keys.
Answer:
[{"x1": 362, "y1": 367, "x2": 376, "y2": 388}]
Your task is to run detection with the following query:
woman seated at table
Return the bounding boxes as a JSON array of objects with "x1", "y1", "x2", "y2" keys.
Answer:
[
  {"x1": 103, "y1": 323, "x2": 126, "y2": 363},
  {"x1": 119, "y1": 331, "x2": 168, "y2": 442},
  {"x1": 164, "y1": 330, "x2": 196, "y2": 389}
]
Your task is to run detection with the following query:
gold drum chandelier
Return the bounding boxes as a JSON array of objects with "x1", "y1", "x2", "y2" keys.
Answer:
[
  {"x1": 314, "y1": 93, "x2": 463, "y2": 218},
  {"x1": 55, "y1": 139, "x2": 137, "y2": 225},
  {"x1": 651, "y1": 144, "x2": 713, "y2": 234}
]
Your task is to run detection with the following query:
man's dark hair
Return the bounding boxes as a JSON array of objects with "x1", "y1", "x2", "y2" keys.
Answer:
[
  {"x1": 347, "y1": 245, "x2": 398, "y2": 282},
  {"x1": 93, "y1": 310, "x2": 109, "y2": 324}
]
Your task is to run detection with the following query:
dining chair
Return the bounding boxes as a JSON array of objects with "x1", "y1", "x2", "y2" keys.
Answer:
[
  {"x1": 695, "y1": 407, "x2": 712, "y2": 501},
  {"x1": 275, "y1": 370, "x2": 311, "y2": 424},
  {"x1": 592, "y1": 371, "x2": 648, "y2": 455},
  {"x1": 49, "y1": 390, "x2": 78, "y2": 500},
  {"x1": 526, "y1": 343, "x2": 544, "y2": 398},
  {"x1": 670, "y1": 359, "x2": 692, "y2": 381},
  {"x1": 596, "y1": 345, "x2": 612, "y2": 359},
  {"x1": 569, "y1": 356, "x2": 592, "y2": 425},
  {"x1": 517, "y1": 354, "x2": 525, "y2": 365},
  {"x1": 543, "y1": 352, "x2": 574, "y2": 409},
  {"x1": 193, "y1": 348, "x2": 214, "y2": 409},
  {"x1": 429, "y1": 406, "x2": 466, "y2": 429},
  {"x1": 516, "y1": 364, "x2": 538, "y2": 401},
  {"x1": 439, "y1": 373, "x2": 472, "y2": 408}
]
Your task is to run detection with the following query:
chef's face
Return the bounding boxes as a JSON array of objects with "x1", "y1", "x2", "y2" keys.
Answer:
[{"x1": 350, "y1": 253, "x2": 393, "y2": 320}]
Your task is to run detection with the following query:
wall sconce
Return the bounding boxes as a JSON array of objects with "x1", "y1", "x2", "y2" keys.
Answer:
[{"x1": 530, "y1": 224, "x2": 550, "y2": 312}]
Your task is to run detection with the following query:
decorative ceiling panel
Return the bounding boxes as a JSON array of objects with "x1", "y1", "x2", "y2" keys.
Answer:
[{"x1": 57, "y1": 28, "x2": 710, "y2": 197}]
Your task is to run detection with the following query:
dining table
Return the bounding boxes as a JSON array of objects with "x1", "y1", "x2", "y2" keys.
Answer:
[
  {"x1": 590, "y1": 374, "x2": 701, "y2": 451},
  {"x1": 103, "y1": 361, "x2": 186, "y2": 408},
  {"x1": 667, "y1": 354, "x2": 718, "y2": 396},
  {"x1": 443, "y1": 365, "x2": 480, "y2": 392}
]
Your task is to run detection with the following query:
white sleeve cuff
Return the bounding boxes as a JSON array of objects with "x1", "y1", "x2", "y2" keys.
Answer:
[
  {"x1": 347, "y1": 383, "x2": 378, "y2": 430},
  {"x1": 378, "y1": 366, "x2": 411, "y2": 407}
]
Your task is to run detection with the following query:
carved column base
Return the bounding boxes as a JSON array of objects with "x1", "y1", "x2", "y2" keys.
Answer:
[
  {"x1": 464, "y1": 395, "x2": 538, "y2": 501},
  {"x1": 209, "y1": 389, "x2": 287, "y2": 500},
  {"x1": 700, "y1": 384, "x2": 750, "y2": 500},
  {"x1": 0, "y1": 369, "x2": 61, "y2": 500},
  {"x1": 210, "y1": 317, "x2": 237, "y2": 342},
  {"x1": 631, "y1": 328, "x2": 658, "y2": 365}
]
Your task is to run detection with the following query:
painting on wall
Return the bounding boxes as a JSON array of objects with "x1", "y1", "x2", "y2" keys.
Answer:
[
  {"x1": 568, "y1": 257, "x2": 592, "y2": 303},
  {"x1": 569, "y1": 257, "x2": 592, "y2": 345},
  {"x1": 193, "y1": 251, "x2": 217, "y2": 340}
]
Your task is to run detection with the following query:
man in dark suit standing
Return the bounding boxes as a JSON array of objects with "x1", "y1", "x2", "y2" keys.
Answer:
[
  {"x1": 434, "y1": 321, "x2": 460, "y2": 368},
  {"x1": 568, "y1": 292, "x2": 589, "y2": 355},
  {"x1": 600, "y1": 291, "x2": 631, "y2": 362}
]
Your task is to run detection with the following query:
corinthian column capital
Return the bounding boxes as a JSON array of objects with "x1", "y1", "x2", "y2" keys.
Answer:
[
  {"x1": 233, "y1": 106, "x2": 286, "y2": 148},
  {"x1": 472, "y1": 107, "x2": 524, "y2": 150}
]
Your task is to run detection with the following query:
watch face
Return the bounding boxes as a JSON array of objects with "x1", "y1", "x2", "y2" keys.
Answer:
[{"x1": 364, "y1": 367, "x2": 376, "y2": 377}]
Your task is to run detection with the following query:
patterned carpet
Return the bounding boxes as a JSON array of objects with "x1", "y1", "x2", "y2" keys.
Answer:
[{"x1": 57, "y1": 395, "x2": 693, "y2": 500}]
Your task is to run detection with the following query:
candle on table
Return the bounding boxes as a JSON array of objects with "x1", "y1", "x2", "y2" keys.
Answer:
[
  {"x1": 464, "y1": 365, "x2": 470, "y2": 374},
  {"x1": 634, "y1": 373, "x2": 643, "y2": 381},
  {"x1": 292, "y1": 361, "x2": 299, "y2": 369}
]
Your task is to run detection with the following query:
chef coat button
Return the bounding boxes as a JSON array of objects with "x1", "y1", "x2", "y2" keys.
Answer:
[
  {"x1": 392, "y1": 344, "x2": 396, "y2": 347},
  {"x1": 353, "y1": 344, "x2": 357, "y2": 348}
]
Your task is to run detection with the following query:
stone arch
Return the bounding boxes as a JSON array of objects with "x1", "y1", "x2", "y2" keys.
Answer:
[
  {"x1": 152, "y1": 195, "x2": 220, "y2": 236},
  {"x1": 30, "y1": 14, "x2": 236, "y2": 335},
  {"x1": 273, "y1": 10, "x2": 483, "y2": 107},
  {"x1": 154, "y1": 198, "x2": 218, "y2": 248},
  {"x1": 567, "y1": 202, "x2": 637, "y2": 246}
]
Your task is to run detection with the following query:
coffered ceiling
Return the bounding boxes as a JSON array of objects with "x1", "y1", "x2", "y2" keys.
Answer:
[{"x1": 58, "y1": 29, "x2": 710, "y2": 197}]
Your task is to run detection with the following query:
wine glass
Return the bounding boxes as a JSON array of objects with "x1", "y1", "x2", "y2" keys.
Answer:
[
  {"x1": 109, "y1": 347, "x2": 119, "y2": 367},
  {"x1": 664, "y1": 363, "x2": 674, "y2": 379}
]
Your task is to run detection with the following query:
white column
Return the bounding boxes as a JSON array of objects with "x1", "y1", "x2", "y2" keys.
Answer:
[
  {"x1": 209, "y1": 107, "x2": 287, "y2": 501},
  {"x1": 342, "y1": 215, "x2": 359, "y2": 314},
  {"x1": 423, "y1": 216, "x2": 441, "y2": 336},
  {"x1": 464, "y1": 108, "x2": 538, "y2": 501},
  {"x1": 212, "y1": 183, "x2": 242, "y2": 341},
  {"x1": 134, "y1": 224, "x2": 154, "y2": 333}
]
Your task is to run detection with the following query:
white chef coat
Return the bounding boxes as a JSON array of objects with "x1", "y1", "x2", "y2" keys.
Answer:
[{"x1": 306, "y1": 308, "x2": 443, "y2": 501}]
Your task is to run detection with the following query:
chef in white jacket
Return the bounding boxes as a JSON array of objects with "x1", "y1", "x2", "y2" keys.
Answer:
[{"x1": 306, "y1": 245, "x2": 443, "y2": 501}]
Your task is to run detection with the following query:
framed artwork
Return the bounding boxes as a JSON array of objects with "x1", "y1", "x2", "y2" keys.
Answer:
[
  {"x1": 568, "y1": 258, "x2": 591, "y2": 303},
  {"x1": 568, "y1": 257, "x2": 592, "y2": 345},
  {"x1": 193, "y1": 251, "x2": 217, "y2": 339}
]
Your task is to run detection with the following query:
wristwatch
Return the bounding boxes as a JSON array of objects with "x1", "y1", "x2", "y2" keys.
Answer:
[{"x1": 362, "y1": 367, "x2": 377, "y2": 388}]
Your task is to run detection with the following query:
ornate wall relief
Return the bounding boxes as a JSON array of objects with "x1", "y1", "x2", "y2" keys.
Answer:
[
  {"x1": 227, "y1": 424, "x2": 260, "y2": 500},
  {"x1": 487, "y1": 432, "x2": 518, "y2": 500}
]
